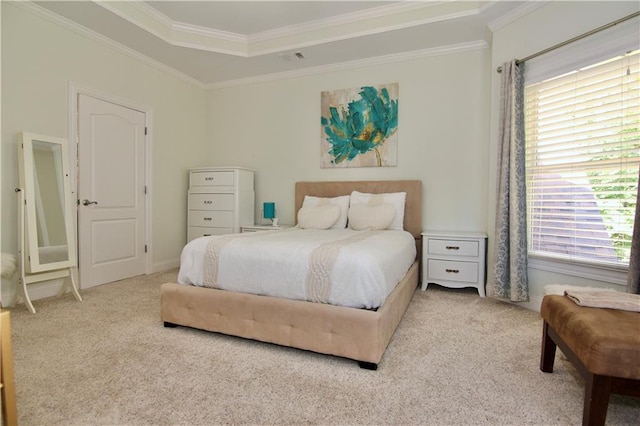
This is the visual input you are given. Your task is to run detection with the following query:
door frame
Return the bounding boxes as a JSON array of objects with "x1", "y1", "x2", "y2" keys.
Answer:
[{"x1": 68, "y1": 82, "x2": 153, "y2": 282}]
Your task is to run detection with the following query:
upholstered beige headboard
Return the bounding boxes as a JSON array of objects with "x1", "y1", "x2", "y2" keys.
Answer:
[{"x1": 294, "y1": 180, "x2": 423, "y2": 239}]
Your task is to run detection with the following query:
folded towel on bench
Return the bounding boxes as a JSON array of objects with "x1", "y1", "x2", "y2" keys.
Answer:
[{"x1": 564, "y1": 289, "x2": 640, "y2": 312}]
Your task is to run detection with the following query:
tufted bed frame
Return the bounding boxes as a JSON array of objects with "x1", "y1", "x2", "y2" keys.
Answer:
[{"x1": 160, "y1": 180, "x2": 422, "y2": 369}]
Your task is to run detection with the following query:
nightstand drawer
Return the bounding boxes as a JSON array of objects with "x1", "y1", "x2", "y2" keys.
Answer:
[
  {"x1": 189, "y1": 171, "x2": 235, "y2": 190},
  {"x1": 428, "y1": 259, "x2": 478, "y2": 283},
  {"x1": 188, "y1": 226, "x2": 232, "y2": 241},
  {"x1": 188, "y1": 193, "x2": 234, "y2": 211},
  {"x1": 188, "y1": 211, "x2": 234, "y2": 227},
  {"x1": 428, "y1": 239, "x2": 478, "y2": 257}
]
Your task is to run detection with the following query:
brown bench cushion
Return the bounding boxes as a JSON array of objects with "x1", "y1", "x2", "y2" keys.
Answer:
[{"x1": 540, "y1": 295, "x2": 640, "y2": 380}]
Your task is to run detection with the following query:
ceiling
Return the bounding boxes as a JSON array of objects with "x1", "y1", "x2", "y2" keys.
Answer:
[{"x1": 30, "y1": 1, "x2": 537, "y2": 88}]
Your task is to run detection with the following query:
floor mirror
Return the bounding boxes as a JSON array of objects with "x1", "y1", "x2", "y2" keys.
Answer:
[{"x1": 14, "y1": 132, "x2": 82, "y2": 313}]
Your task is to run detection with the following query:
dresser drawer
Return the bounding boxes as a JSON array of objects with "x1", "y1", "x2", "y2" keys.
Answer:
[
  {"x1": 188, "y1": 210, "x2": 234, "y2": 228},
  {"x1": 188, "y1": 226, "x2": 233, "y2": 241},
  {"x1": 428, "y1": 239, "x2": 478, "y2": 257},
  {"x1": 190, "y1": 171, "x2": 235, "y2": 189},
  {"x1": 427, "y1": 259, "x2": 478, "y2": 283},
  {"x1": 188, "y1": 193, "x2": 234, "y2": 211}
]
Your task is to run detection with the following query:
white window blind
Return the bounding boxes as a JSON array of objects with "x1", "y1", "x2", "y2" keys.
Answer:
[{"x1": 524, "y1": 50, "x2": 639, "y2": 267}]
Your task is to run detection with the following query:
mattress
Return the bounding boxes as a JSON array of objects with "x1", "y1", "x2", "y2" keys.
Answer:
[{"x1": 178, "y1": 227, "x2": 416, "y2": 309}]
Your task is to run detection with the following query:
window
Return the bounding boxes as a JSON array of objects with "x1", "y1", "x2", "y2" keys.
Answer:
[{"x1": 524, "y1": 50, "x2": 639, "y2": 268}]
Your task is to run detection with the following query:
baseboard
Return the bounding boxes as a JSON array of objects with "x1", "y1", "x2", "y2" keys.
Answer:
[
  {"x1": 31, "y1": 279, "x2": 69, "y2": 301},
  {"x1": 516, "y1": 294, "x2": 544, "y2": 312},
  {"x1": 1, "y1": 279, "x2": 64, "y2": 309},
  {"x1": 151, "y1": 259, "x2": 179, "y2": 274},
  {"x1": 1, "y1": 259, "x2": 179, "y2": 308}
]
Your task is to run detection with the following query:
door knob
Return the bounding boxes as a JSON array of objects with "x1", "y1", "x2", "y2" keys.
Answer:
[{"x1": 82, "y1": 199, "x2": 98, "y2": 206}]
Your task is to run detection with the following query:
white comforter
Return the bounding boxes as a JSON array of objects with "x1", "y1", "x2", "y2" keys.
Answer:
[{"x1": 178, "y1": 228, "x2": 416, "y2": 309}]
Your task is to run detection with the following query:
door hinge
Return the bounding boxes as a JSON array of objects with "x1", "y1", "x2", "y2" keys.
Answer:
[
  {"x1": 144, "y1": 245, "x2": 148, "y2": 253},
  {"x1": 144, "y1": 127, "x2": 148, "y2": 135},
  {"x1": 144, "y1": 185, "x2": 148, "y2": 194}
]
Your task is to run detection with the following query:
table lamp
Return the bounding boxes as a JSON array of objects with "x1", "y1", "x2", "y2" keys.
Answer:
[{"x1": 263, "y1": 202, "x2": 277, "y2": 226}]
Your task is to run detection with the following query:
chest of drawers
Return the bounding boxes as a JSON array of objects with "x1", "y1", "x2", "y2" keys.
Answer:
[
  {"x1": 421, "y1": 231, "x2": 487, "y2": 297},
  {"x1": 187, "y1": 168, "x2": 254, "y2": 242}
]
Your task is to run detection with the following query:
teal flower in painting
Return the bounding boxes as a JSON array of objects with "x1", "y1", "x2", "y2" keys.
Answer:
[{"x1": 321, "y1": 86, "x2": 398, "y2": 166}]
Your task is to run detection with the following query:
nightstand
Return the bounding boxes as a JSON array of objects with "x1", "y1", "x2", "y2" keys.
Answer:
[
  {"x1": 421, "y1": 231, "x2": 487, "y2": 297},
  {"x1": 241, "y1": 225, "x2": 291, "y2": 233}
]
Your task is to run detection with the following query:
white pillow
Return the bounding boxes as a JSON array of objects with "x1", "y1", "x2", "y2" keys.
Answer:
[
  {"x1": 297, "y1": 205, "x2": 341, "y2": 230},
  {"x1": 349, "y1": 191, "x2": 406, "y2": 231},
  {"x1": 302, "y1": 195, "x2": 350, "y2": 229},
  {"x1": 348, "y1": 203, "x2": 395, "y2": 230}
]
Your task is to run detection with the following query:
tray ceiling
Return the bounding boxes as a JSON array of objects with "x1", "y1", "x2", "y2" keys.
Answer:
[{"x1": 29, "y1": 1, "x2": 536, "y2": 87}]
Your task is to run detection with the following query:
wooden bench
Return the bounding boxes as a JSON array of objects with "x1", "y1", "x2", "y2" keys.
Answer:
[{"x1": 540, "y1": 295, "x2": 640, "y2": 426}]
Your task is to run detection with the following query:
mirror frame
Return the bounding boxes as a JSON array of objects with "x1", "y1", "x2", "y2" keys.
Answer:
[{"x1": 18, "y1": 132, "x2": 76, "y2": 273}]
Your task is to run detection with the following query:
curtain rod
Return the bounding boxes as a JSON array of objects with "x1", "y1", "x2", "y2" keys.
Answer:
[{"x1": 496, "y1": 11, "x2": 640, "y2": 73}]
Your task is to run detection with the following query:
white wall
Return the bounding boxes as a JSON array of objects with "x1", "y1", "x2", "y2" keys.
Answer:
[
  {"x1": 488, "y1": 1, "x2": 640, "y2": 309},
  {"x1": 1, "y1": 3, "x2": 207, "y2": 302},
  {"x1": 207, "y1": 48, "x2": 491, "y2": 232},
  {"x1": 4, "y1": 1, "x2": 635, "y2": 310}
]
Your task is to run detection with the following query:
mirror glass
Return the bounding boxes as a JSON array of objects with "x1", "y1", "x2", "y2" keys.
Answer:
[
  {"x1": 32, "y1": 140, "x2": 69, "y2": 263},
  {"x1": 20, "y1": 133, "x2": 76, "y2": 273}
]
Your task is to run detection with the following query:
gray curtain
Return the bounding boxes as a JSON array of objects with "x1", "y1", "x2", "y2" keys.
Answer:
[
  {"x1": 628, "y1": 167, "x2": 640, "y2": 294},
  {"x1": 492, "y1": 60, "x2": 529, "y2": 302}
]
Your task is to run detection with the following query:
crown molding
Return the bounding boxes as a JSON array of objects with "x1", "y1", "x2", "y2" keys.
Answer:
[
  {"x1": 488, "y1": 0, "x2": 549, "y2": 32},
  {"x1": 246, "y1": 8, "x2": 479, "y2": 57},
  {"x1": 479, "y1": 0, "x2": 501, "y2": 14},
  {"x1": 95, "y1": 0, "x2": 249, "y2": 56},
  {"x1": 173, "y1": 21, "x2": 247, "y2": 44},
  {"x1": 124, "y1": 0, "x2": 247, "y2": 44},
  {"x1": 11, "y1": 1, "x2": 205, "y2": 88},
  {"x1": 12, "y1": 1, "x2": 489, "y2": 90},
  {"x1": 248, "y1": 1, "x2": 446, "y2": 43},
  {"x1": 94, "y1": 0, "x2": 171, "y2": 45},
  {"x1": 93, "y1": 0, "x2": 484, "y2": 58},
  {"x1": 207, "y1": 40, "x2": 489, "y2": 90}
]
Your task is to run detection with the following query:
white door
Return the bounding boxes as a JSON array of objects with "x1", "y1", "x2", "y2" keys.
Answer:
[{"x1": 77, "y1": 94, "x2": 146, "y2": 288}]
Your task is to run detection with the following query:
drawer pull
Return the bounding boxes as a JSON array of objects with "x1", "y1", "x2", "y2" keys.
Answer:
[
  {"x1": 204, "y1": 217, "x2": 212, "y2": 221},
  {"x1": 445, "y1": 269, "x2": 460, "y2": 273},
  {"x1": 205, "y1": 177, "x2": 214, "y2": 181},
  {"x1": 204, "y1": 200, "x2": 213, "y2": 204},
  {"x1": 203, "y1": 234, "x2": 212, "y2": 236},
  {"x1": 445, "y1": 246, "x2": 460, "y2": 250}
]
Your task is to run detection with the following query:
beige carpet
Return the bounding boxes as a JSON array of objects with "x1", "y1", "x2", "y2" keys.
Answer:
[{"x1": 7, "y1": 270, "x2": 640, "y2": 425}]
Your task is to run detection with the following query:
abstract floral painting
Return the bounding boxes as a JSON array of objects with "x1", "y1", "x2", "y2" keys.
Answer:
[{"x1": 321, "y1": 83, "x2": 398, "y2": 168}]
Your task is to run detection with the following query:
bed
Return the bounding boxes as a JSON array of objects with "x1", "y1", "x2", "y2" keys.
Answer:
[{"x1": 161, "y1": 180, "x2": 422, "y2": 369}]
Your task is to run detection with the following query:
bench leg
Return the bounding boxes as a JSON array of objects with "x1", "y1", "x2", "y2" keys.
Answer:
[
  {"x1": 583, "y1": 373, "x2": 611, "y2": 426},
  {"x1": 540, "y1": 321, "x2": 556, "y2": 373}
]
